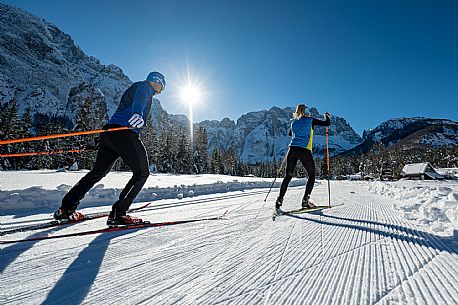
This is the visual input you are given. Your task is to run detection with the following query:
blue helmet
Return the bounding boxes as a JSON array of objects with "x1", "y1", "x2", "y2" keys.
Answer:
[{"x1": 146, "y1": 71, "x2": 166, "y2": 90}]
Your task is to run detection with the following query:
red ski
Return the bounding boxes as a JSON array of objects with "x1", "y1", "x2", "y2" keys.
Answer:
[
  {"x1": 0, "y1": 211, "x2": 228, "y2": 244},
  {"x1": 0, "y1": 202, "x2": 152, "y2": 236}
]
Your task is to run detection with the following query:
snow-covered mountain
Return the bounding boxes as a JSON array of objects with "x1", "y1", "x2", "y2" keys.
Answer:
[
  {"x1": 4, "y1": 3, "x2": 455, "y2": 166},
  {"x1": 198, "y1": 106, "x2": 362, "y2": 163},
  {"x1": 0, "y1": 3, "x2": 132, "y2": 120},
  {"x1": 0, "y1": 3, "x2": 362, "y2": 164},
  {"x1": 342, "y1": 117, "x2": 458, "y2": 156}
]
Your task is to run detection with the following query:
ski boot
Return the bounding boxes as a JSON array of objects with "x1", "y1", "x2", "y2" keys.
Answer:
[
  {"x1": 107, "y1": 209, "x2": 145, "y2": 227},
  {"x1": 53, "y1": 207, "x2": 84, "y2": 222},
  {"x1": 301, "y1": 195, "x2": 317, "y2": 209}
]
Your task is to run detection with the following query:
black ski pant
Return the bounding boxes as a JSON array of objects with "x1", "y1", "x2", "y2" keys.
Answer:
[
  {"x1": 61, "y1": 128, "x2": 149, "y2": 213},
  {"x1": 278, "y1": 146, "x2": 315, "y2": 199}
]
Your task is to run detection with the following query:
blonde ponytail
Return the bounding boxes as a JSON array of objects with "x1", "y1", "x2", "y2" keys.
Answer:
[{"x1": 293, "y1": 104, "x2": 310, "y2": 119}]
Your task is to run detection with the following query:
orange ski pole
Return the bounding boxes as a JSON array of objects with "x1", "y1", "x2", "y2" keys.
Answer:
[
  {"x1": 326, "y1": 126, "x2": 331, "y2": 207},
  {"x1": 0, "y1": 126, "x2": 132, "y2": 145},
  {"x1": 0, "y1": 149, "x2": 86, "y2": 158}
]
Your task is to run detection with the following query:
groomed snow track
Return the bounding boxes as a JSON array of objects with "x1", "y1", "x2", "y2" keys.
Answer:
[{"x1": 1, "y1": 184, "x2": 457, "y2": 305}]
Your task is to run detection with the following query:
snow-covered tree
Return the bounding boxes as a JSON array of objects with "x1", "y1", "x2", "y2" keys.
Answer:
[{"x1": 193, "y1": 126, "x2": 209, "y2": 174}]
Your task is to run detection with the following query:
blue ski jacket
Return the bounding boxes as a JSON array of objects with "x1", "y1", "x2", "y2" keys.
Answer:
[
  {"x1": 289, "y1": 116, "x2": 331, "y2": 151},
  {"x1": 107, "y1": 81, "x2": 155, "y2": 133}
]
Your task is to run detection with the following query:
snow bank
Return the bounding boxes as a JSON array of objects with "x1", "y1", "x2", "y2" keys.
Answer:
[
  {"x1": 0, "y1": 170, "x2": 305, "y2": 214},
  {"x1": 369, "y1": 181, "x2": 458, "y2": 237}
]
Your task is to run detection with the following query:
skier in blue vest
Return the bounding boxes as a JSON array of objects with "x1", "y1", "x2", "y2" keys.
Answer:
[
  {"x1": 276, "y1": 104, "x2": 331, "y2": 212},
  {"x1": 53, "y1": 71, "x2": 166, "y2": 226}
]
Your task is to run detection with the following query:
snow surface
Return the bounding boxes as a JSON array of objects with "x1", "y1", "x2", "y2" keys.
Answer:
[
  {"x1": 369, "y1": 180, "x2": 458, "y2": 237},
  {"x1": 1, "y1": 172, "x2": 458, "y2": 304},
  {"x1": 0, "y1": 170, "x2": 304, "y2": 214}
]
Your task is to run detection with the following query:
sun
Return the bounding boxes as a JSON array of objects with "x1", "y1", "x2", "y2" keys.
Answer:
[
  {"x1": 179, "y1": 82, "x2": 203, "y2": 143},
  {"x1": 172, "y1": 63, "x2": 210, "y2": 143},
  {"x1": 180, "y1": 84, "x2": 202, "y2": 106}
]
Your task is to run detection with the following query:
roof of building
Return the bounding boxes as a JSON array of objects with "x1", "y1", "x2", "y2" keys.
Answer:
[{"x1": 401, "y1": 162, "x2": 445, "y2": 179}]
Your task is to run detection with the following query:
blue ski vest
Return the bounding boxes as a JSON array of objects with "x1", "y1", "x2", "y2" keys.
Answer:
[{"x1": 289, "y1": 117, "x2": 314, "y2": 151}]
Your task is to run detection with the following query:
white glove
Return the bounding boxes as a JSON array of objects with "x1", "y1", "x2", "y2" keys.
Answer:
[{"x1": 128, "y1": 113, "x2": 144, "y2": 128}]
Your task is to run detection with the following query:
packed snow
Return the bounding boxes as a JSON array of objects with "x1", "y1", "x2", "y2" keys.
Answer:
[
  {"x1": 0, "y1": 170, "x2": 304, "y2": 214},
  {"x1": 1, "y1": 171, "x2": 458, "y2": 304}
]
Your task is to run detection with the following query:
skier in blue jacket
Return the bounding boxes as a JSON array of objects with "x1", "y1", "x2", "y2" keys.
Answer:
[
  {"x1": 54, "y1": 71, "x2": 166, "y2": 226},
  {"x1": 276, "y1": 104, "x2": 331, "y2": 212}
]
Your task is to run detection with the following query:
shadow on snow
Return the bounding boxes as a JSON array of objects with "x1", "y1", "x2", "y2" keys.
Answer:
[
  {"x1": 1, "y1": 225, "x2": 135, "y2": 305},
  {"x1": 284, "y1": 211, "x2": 458, "y2": 255},
  {"x1": 40, "y1": 230, "x2": 134, "y2": 305}
]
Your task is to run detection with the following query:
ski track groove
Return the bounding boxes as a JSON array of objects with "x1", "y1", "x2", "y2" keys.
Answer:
[
  {"x1": 2, "y1": 184, "x2": 458, "y2": 304},
  {"x1": 149, "y1": 194, "x2": 270, "y2": 304},
  {"x1": 366, "y1": 193, "x2": 458, "y2": 305},
  {"x1": 209, "y1": 188, "x2": 457, "y2": 305},
  {"x1": 431, "y1": 256, "x2": 458, "y2": 301},
  {"x1": 195, "y1": 212, "x2": 280, "y2": 303},
  {"x1": 144, "y1": 189, "x2": 450, "y2": 302},
  {"x1": 263, "y1": 219, "x2": 296, "y2": 304},
  {"x1": 208, "y1": 194, "x2": 330, "y2": 303},
  {"x1": 0, "y1": 189, "x2": 269, "y2": 231},
  {"x1": 93, "y1": 221, "x2": 239, "y2": 304},
  {"x1": 3, "y1": 195, "x2": 256, "y2": 305},
  {"x1": 211, "y1": 197, "x2": 386, "y2": 302}
]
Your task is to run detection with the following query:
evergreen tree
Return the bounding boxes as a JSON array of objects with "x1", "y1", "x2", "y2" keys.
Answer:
[
  {"x1": 19, "y1": 107, "x2": 34, "y2": 169},
  {"x1": 193, "y1": 126, "x2": 209, "y2": 174},
  {"x1": 141, "y1": 118, "x2": 160, "y2": 172},
  {"x1": 0, "y1": 100, "x2": 29, "y2": 169},
  {"x1": 33, "y1": 116, "x2": 70, "y2": 169},
  {"x1": 176, "y1": 126, "x2": 191, "y2": 174},
  {"x1": 157, "y1": 132, "x2": 173, "y2": 173},
  {"x1": 210, "y1": 148, "x2": 221, "y2": 174},
  {"x1": 72, "y1": 97, "x2": 101, "y2": 169}
]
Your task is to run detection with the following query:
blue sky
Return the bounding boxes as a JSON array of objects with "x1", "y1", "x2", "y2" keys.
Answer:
[{"x1": 3, "y1": 0, "x2": 458, "y2": 135}]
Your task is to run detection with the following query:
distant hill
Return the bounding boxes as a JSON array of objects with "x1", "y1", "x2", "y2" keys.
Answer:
[{"x1": 339, "y1": 117, "x2": 458, "y2": 156}]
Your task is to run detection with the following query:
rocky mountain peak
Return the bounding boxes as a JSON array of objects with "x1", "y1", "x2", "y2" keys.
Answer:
[
  {"x1": 0, "y1": 3, "x2": 132, "y2": 121},
  {"x1": 199, "y1": 106, "x2": 363, "y2": 163},
  {"x1": 342, "y1": 117, "x2": 458, "y2": 156}
]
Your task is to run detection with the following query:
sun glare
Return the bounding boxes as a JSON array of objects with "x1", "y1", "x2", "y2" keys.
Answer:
[
  {"x1": 180, "y1": 84, "x2": 202, "y2": 106},
  {"x1": 179, "y1": 83, "x2": 203, "y2": 145},
  {"x1": 174, "y1": 64, "x2": 210, "y2": 145}
]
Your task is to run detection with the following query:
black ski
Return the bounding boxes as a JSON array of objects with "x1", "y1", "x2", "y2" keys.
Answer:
[
  {"x1": 0, "y1": 211, "x2": 228, "y2": 244},
  {"x1": 0, "y1": 202, "x2": 152, "y2": 236}
]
